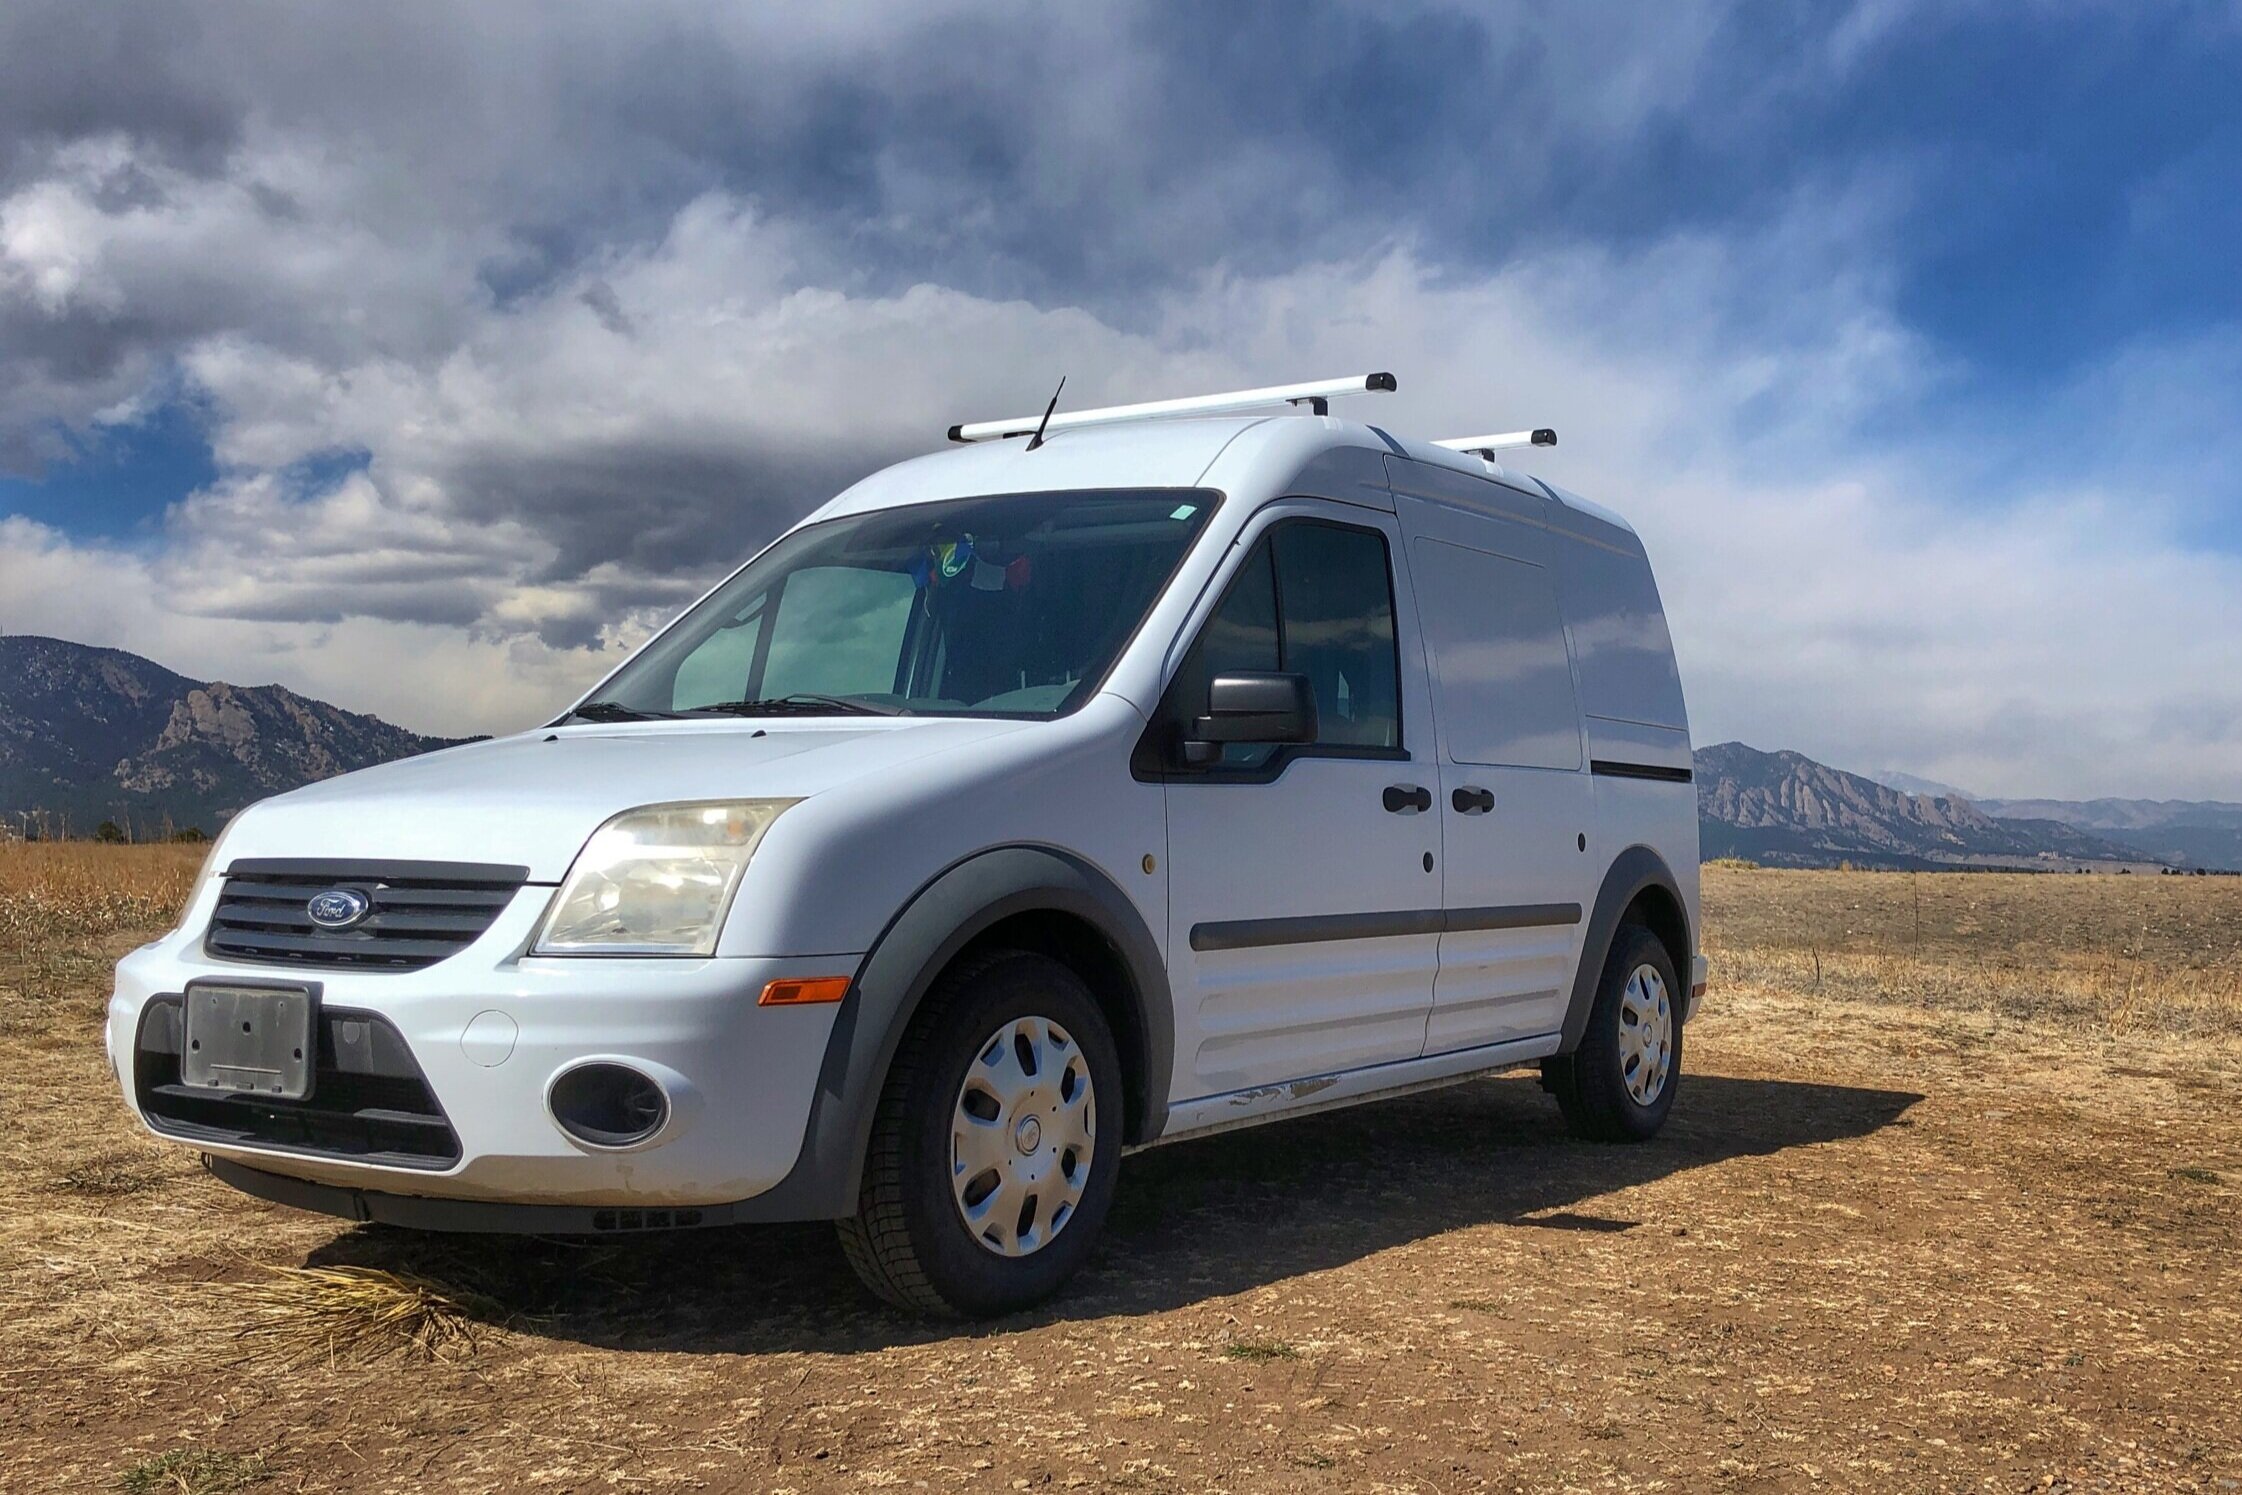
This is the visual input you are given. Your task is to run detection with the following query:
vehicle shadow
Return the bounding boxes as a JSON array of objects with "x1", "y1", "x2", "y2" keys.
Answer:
[{"x1": 301, "y1": 1071, "x2": 1920, "y2": 1354}]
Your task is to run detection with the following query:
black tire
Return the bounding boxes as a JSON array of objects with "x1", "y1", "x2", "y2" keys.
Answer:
[
  {"x1": 1541, "y1": 922, "x2": 1682, "y2": 1142},
  {"x1": 836, "y1": 949, "x2": 1124, "y2": 1317}
]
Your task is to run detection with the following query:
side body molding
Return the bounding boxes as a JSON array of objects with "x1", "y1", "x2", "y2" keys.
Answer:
[
  {"x1": 741, "y1": 845, "x2": 1173, "y2": 1222},
  {"x1": 1557, "y1": 845, "x2": 1692, "y2": 1054}
]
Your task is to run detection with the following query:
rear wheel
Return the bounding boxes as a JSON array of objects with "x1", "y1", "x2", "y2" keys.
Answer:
[
  {"x1": 1542, "y1": 922, "x2": 1681, "y2": 1142},
  {"x1": 837, "y1": 949, "x2": 1122, "y2": 1317}
]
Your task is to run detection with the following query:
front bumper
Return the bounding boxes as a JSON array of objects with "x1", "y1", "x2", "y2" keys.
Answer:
[
  {"x1": 109, "y1": 887, "x2": 858, "y2": 1212},
  {"x1": 1686, "y1": 954, "x2": 1710, "y2": 1023}
]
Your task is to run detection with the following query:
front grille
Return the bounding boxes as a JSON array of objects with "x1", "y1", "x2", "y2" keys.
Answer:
[
  {"x1": 205, "y1": 859, "x2": 530, "y2": 972},
  {"x1": 135, "y1": 998, "x2": 461, "y2": 1168}
]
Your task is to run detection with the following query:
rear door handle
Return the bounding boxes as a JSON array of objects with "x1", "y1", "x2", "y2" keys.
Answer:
[
  {"x1": 1452, "y1": 786, "x2": 1495, "y2": 815},
  {"x1": 1382, "y1": 784, "x2": 1433, "y2": 814}
]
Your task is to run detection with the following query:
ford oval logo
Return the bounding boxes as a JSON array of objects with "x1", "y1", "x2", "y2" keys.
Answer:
[{"x1": 307, "y1": 888, "x2": 372, "y2": 930}]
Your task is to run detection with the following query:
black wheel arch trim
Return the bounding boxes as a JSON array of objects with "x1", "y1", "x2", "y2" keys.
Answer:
[
  {"x1": 1558, "y1": 845, "x2": 1695, "y2": 1055},
  {"x1": 747, "y1": 844, "x2": 1173, "y2": 1222}
]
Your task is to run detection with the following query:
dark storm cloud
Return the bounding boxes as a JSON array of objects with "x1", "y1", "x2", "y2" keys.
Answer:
[
  {"x1": 0, "y1": 0, "x2": 1759, "y2": 492},
  {"x1": 0, "y1": 3, "x2": 244, "y2": 186},
  {"x1": 442, "y1": 442, "x2": 881, "y2": 592},
  {"x1": 0, "y1": 3, "x2": 1755, "y2": 309}
]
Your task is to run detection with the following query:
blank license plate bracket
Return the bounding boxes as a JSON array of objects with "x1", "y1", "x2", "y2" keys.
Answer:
[{"x1": 181, "y1": 982, "x2": 318, "y2": 1100}]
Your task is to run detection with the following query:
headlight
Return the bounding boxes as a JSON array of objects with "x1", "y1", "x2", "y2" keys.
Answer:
[{"x1": 532, "y1": 800, "x2": 796, "y2": 956}]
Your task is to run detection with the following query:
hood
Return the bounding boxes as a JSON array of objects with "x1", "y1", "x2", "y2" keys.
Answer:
[{"x1": 221, "y1": 717, "x2": 1034, "y2": 881}]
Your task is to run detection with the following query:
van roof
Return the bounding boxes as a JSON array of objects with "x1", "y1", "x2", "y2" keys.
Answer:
[{"x1": 814, "y1": 414, "x2": 1637, "y2": 538}]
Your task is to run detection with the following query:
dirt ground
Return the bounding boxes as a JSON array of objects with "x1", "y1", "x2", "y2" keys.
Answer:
[{"x1": 3, "y1": 853, "x2": 2238, "y2": 1493}]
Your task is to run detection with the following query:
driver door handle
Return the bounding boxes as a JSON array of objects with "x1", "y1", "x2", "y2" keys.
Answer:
[
  {"x1": 1452, "y1": 786, "x2": 1495, "y2": 815},
  {"x1": 1383, "y1": 784, "x2": 1432, "y2": 814}
]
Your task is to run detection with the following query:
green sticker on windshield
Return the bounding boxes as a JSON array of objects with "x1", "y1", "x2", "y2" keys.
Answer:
[{"x1": 1169, "y1": 504, "x2": 1197, "y2": 520}]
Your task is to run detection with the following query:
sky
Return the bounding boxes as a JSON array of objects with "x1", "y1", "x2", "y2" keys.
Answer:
[{"x1": 1, "y1": 0, "x2": 2238, "y2": 800}]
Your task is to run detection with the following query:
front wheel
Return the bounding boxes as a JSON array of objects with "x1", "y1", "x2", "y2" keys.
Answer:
[
  {"x1": 1541, "y1": 922, "x2": 1682, "y2": 1142},
  {"x1": 837, "y1": 949, "x2": 1123, "y2": 1317}
]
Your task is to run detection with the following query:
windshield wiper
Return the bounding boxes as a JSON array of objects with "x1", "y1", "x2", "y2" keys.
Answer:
[
  {"x1": 685, "y1": 693, "x2": 908, "y2": 718},
  {"x1": 564, "y1": 700, "x2": 667, "y2": 723}
]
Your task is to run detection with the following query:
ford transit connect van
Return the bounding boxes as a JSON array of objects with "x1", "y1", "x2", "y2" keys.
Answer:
[{"x1": 109, "y1": 376, "x2": 1703, "y2": 1317}]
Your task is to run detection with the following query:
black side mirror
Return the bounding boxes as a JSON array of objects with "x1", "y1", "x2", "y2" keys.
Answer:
[{"x1": 1181, "y1": 671, "x2": 1318, "y2": 766}]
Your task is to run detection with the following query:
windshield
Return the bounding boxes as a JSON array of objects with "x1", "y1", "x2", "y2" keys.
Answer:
[{"x1": 586, "y1": 489, "x2": 1219, "y2": 720}]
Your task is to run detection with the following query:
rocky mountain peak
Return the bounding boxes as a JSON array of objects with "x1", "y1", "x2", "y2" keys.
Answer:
[{"x1": 1, "y1": 635, "x2": 466, "y2": 835}]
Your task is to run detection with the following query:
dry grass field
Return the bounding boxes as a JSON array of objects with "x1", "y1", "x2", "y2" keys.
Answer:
[{"x1": 3, "y1": 848, "x2": 2238, "y2": 1493}]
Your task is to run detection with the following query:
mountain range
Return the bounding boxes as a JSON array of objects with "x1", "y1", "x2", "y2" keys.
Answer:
[
  {"x1": 1692, "y1": 742, "x2": 2177, "y2": 870},
  {"x1": 0, "y1": 634, "x2": 2233, "y2": 868},
  {"x1": 0, "y1": 635, "x2": 464, "y2": 837},
  {"x1": 1968, "y1": 795, "x2": 2242, "y2": 872}
]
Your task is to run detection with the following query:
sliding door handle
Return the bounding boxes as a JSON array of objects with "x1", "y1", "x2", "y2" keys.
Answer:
[
  {"x1": 1383, "y1": 784, "x2": 1432, "y2": 814},
  {"x1": 1452, "y1": 786, "x2": 1495, "y2": 815}
]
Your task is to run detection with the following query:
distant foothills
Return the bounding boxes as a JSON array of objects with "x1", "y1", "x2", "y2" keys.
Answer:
[
  {"x1": 0, "y1": 635, "x2": 467, "y2": 841},
  {"x1": 0, "y1": 634, "x2": 2235, "y2": 871},
  {"x1": 1697, "y1": 741, "x2": 2241, "y2": 874}
]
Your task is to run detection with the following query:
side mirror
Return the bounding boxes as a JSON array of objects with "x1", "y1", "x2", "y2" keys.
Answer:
[{"x1": 1181, "y1": 671, "x2": 1318, "y2": 766}]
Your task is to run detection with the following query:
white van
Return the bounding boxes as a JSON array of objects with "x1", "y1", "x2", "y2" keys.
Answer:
[{"x1": 109, "y1": 376, "x2": 1703, "y2": 1317}]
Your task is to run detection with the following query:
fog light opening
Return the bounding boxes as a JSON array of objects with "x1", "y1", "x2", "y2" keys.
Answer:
[{"x1": 549, "y1": 1062, "x2": 671, "y2": 1149}]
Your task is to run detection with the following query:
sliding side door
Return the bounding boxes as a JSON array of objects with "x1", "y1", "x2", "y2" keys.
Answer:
[{"x1": 1394, "y1": 476, "x2": 1595, "y2": 1054}]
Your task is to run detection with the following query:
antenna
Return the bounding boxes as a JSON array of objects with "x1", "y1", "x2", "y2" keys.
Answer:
[
  {"x1": 949, "y1": 372, "x2": 1396, "y2": 443},
  {"x1": 1024, "y1": 375, "x2": 1065, "y2": 451},
  {"x1": 1432, "y1": 429, "x2": 1557, "y2": 458}
]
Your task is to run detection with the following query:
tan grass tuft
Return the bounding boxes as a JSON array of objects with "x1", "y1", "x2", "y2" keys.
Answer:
[
  {"x1": 118, "y1": 1446, "x2": 267, "y2": 1494},
  {"x1": 233, "y1": 1264, "x2": 498, "y2": 1364},
  {"x1": 1223, "y1": 1337, "x2": 1299, "y2": 1362},
  {"x1": 51, "y1": 1148, "x2": 171, "y2": 1197}
]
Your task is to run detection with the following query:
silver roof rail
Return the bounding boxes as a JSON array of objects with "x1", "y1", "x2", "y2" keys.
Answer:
[
  {"x1": 948, "y1": 373, "x2": 1397, "y2": 444},
  {"x1": 1432, "y1": 429, "x2": 1557, "y2": 457}
]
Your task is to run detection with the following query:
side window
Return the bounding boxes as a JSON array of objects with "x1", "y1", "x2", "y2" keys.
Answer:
[
  {"x1": 1409, "y1": 537, "x2": 1581, "y2": 769},
  {"x1": 1271, "y1": 523, "x2": 1401, "y2": 750},
  {"x1": 1170, "y1": 518, "x2": 1403, "y2": 762},
  {"x1": 1172, "y1": 541, "x2": 1281, "y2": 768},
  {"x1": 1182, "y1": 541, "x2": 1279, "y2": 685}
]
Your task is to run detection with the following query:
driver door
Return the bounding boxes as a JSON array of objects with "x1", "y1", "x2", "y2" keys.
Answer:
[{"x1": 1156, "y1": 504, "x2": 1443, "y2": 1100}]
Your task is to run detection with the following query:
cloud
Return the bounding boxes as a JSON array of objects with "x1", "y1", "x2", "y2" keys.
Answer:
[
  {"x1": 0, "y1": 514, "x2": 635, "y2": 736},
  {"x1": 0, "y1": 0, "x2": 1873, "y2": 455},
  {"x1": 6, "y1": 180, "x2": 2236, "y2": 796},
  {"x1": 1, "y1": 0, "x2": 2239, "y2": 796}
]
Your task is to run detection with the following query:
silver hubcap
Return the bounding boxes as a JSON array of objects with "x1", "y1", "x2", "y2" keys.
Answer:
[
  {"x1": 1617, "y1": 964, "x2": 1674, "y2": 1106},
  {"x1": 951, "y1": 1016, "x2": 1096, "y2": 1257}
]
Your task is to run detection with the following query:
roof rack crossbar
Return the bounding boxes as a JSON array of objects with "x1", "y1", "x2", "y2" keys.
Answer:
[
  {"x1": 1432, "y1": 429, "x2": 1557, "y2": 457},
  {"x1": 948, "y1": 372, "x2": 1396, "y2": 444}
]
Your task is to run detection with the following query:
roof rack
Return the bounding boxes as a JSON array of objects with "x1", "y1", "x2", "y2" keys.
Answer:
[
  {"x1": 1432, "y1": 429, "x2": 1557, "y2": 457},
  {"x1": 948, "y1": 373, "x2": 1397, "y2": 444}
]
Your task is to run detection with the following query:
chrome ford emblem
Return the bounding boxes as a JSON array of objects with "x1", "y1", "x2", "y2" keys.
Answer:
[{"x1": 307, "y1": 888, "x2": 372, "y2": 930}]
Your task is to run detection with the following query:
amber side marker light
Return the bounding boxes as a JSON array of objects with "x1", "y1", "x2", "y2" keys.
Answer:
[{"x1": 759, "y1": 976, "x2": 853, "y2": 1007}]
